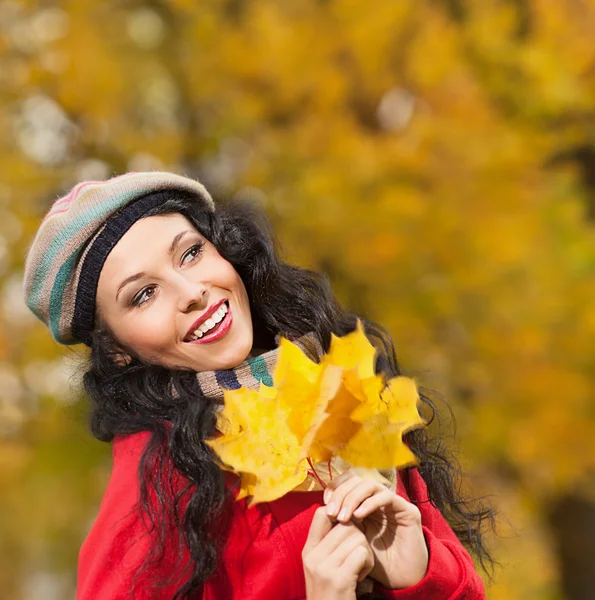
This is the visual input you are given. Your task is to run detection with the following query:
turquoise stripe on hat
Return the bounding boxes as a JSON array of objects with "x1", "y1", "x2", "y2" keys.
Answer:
[
  {"x1": 29, "y1": 189, "x2": 140, "y2": 320},
  {"x1": 49, "y1": 251, "x2": 78, "y2": 342},
  {"x1": 247, "y1": 355, "x2": 274, "y2": 387}
]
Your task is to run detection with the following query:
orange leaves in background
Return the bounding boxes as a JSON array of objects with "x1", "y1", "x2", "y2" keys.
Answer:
[{"x1": 206, "y1": 320, "x2": 426, "y2": 504}]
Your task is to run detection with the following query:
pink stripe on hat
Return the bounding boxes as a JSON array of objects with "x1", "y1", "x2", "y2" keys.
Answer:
[{"x1": 41, "y1": 174, "x2": 141, "y2": 225}]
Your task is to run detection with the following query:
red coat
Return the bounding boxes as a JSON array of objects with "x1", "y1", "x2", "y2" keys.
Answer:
[{"x1": 77, "y1": 431, "x2": 486, "y2": 599}]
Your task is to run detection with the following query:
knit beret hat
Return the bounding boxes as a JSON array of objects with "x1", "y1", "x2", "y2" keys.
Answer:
[{"x1": 23, "y1": 171, "x2": 215, "y2": 346}]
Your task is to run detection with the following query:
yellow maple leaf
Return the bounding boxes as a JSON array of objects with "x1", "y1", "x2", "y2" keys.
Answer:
[
  {"x1": 206, "y1": 383, "x2": 309, "y2": 504},
  {"x1": 273, "y1": 336, "x2": 327, "y2": 443},
  {"x1": 350, "y1": 376, "x2": 425, "y2": 426},
  {"x1": 325, "y1": 319, "x2": 378, "y2": 379},
  {"x1": 207, "y1": 318, "x2": 426, "y2": 504},
  {"x1": 301, "y1": 377, "x2": 361, "y2": 463},
  {"x1": 298, "y1": 320, "x2": 381, "y2": 462},
  {"x1": 214, "y1": 395, "x2": 246, "y2": 437},
  {"x1": 301, "y1": 320, "x2": 392, "y2": 463},
  {"x1": 338, "y1": 413, "x2": 420, "y2": 469},
  {"x1": 235, "y1": 472, "x2": 257, "y2": 500},
  {"x1": 340, "y1": 376, "x2": 426, "y2": 469}
]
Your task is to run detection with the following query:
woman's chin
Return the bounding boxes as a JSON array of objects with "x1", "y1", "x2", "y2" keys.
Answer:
[{"x1": 182, "y1": 340, "x2": 254, "y2": 371}]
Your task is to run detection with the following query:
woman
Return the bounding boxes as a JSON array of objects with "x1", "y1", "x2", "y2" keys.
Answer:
[{"x1": 23, "y1": 172, "x2": 494, "y2": 599}]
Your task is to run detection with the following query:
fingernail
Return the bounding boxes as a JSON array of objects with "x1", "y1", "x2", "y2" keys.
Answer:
[
  {"x1": 338, "y1": 508, "x2": 348, "y2": 521},
  {"x1": 323, "y1": 488, "x2": 331, "y2": 504},
  {"x1": 326, "y1": 502, "x2": 337, "y2": 517}
]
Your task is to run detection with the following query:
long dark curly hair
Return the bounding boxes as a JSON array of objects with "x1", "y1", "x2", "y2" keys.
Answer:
[{"x1": 83, "y1": 190, "x2": 497, "y2": 599}]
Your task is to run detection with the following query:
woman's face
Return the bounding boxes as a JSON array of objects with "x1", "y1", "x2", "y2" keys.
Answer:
[{"x1": 95, "y1": 213, "x2": 255, "y2": 371}]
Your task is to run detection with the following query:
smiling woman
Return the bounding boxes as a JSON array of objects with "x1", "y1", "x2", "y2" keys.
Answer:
[
  {"x1": 22, "y1": 172, "x2": 494, "y2": 600},
  {"x1": 95, "y1": 213, "x2": 256, "y2": 372}
]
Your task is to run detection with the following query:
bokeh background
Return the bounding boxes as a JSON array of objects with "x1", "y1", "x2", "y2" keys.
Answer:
[{"x1": 1, "y1": 1, "x2": 595, "y2": 598}]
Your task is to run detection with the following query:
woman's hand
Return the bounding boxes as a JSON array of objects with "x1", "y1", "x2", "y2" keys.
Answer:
[
  {"x1": 323, "y1": 471, "x2": 429, "y2": 590},
  {"x1": 302, "y1": 505, "x2": 375, "y2": 600}
]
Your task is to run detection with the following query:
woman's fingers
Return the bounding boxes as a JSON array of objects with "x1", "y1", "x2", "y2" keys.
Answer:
[
  {"x1": 306, "y1": 518, "x2": 366, "y2": 562},
  {"x1": 352, "y1": 489, "x2": 397, "y2": 519},
  {"x1": 325, "y1": 473, "x2": 386, "y2": 523},
  {"x1": 324, "y1": 471, "x2": 423, "y2": 526},
  {"x1": 303, "y1": 506, "x2": 335, "y2": 556},
  {"x1": 329, "y1": 525, "x2": 374, "y2": 582},
  {"x1": 310, "y1": 523, "x2": 374, "y2": 578},
  {"x1": 344, "y1": 544, "x2": 374, "y2": 583},
  {"x1": 337, "y1": 479, "x2": 382, "y2": 523},
  {"x1": 323, "y1": 469, "x2": 356, "y2": 504},
  {"x1": 353, "y1": 490, "x2": 422, "y2": 526},
  {"x1": 304, "y1": 508, "x2": 370, "y2": 562},
  {"x1": 303, "y1": 516, "x2": 375, "y2": 598},
  {"x1": 328, "y1": 528, "x2": 373, "y2": 579},
  {"x1": 325, "y1": 475, "x2": 363, "y2": 519}
]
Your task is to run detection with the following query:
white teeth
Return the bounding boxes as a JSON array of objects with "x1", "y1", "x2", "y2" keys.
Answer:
[{"x1": 187, "y1": 302, "x2": 229, "y2": 341}]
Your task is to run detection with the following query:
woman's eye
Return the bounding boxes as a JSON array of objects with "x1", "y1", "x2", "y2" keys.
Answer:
[
  {"x1": 181, "y1": 242, "x2": 205, "y2": 265},
  {"x1": 132, "y1": 285, "x2": 156, "y2": 307},
  {"x1": 130, "y1": 243, "x2": 204, "y2": 307}
]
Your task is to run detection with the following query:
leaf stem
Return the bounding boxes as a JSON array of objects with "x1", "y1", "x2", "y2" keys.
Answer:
[{"x1": 306, "y1": 456, "x2": 326, "y2": 489}]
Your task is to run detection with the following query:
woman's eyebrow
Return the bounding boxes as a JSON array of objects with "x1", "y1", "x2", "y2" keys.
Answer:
[
  {"x1": 115, "y1": 230, "x2": 193, "y2": 301},
  {"x1": 168, "y1": 230, "x2": 191, "y2": 256}
]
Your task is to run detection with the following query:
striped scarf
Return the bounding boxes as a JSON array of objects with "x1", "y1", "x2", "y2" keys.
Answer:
[{"x1": 196, "y1": 331, "x2": 324, "y2": 402}]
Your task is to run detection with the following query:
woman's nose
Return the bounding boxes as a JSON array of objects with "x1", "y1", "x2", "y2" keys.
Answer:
[{"x1": 176, "y1": 277, "x2": 208, "y2": 312}]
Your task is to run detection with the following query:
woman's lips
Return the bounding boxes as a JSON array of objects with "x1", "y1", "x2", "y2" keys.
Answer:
[{"x1": 186, "y1": 302, "x2": 233, "y2": 344}]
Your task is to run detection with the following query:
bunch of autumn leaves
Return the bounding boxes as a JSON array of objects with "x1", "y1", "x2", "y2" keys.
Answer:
[{"x1": 207, "y1": 320, "x2": 426, "y2": 504}]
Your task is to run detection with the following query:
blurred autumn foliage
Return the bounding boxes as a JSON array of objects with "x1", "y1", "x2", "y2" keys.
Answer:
[{"x1": 1, "y1": 0, "x2": 595, "y2": 598}]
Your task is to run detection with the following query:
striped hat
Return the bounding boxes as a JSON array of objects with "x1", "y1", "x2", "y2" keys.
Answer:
[{"x1": 23, "y1": 171, "x2": 215, "y2": 346}]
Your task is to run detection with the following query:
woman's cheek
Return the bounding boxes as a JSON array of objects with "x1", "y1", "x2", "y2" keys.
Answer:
[{"x1": 131, "y1": 313, "x2": 172, "y2": 354}]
